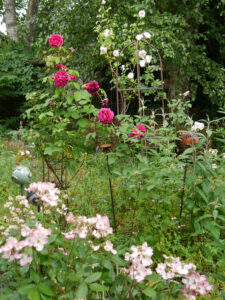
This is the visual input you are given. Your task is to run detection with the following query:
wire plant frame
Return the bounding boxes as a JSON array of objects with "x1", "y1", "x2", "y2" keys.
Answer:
[{"x1": 115, "y1": 39, "x2": 164, "y2": 116}]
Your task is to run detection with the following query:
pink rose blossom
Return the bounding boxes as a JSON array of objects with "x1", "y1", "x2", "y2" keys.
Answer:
[
  {"x1": 97, "y1": 108, "x2": 114, "y2": 124},
  {"x1": 68, "y1": 74, "x2": 76, "y2": 81},
  {"x1": 86, "y1": 81, "x2": 99, "y2": 95},
  {"x1": 130, "y1": 124, "x2": 146, "y2": 139},
  {"x1": 54, "y1": 70, "x2": 69, "y2": 87},
  {"x1": 48, "y1": 34, "x2": 63, "y2": 48},
  {"x1": 102, "y1": 98, "x2": 109, "y2": 106},
  {"x1": 57, "y1": 64, "x2": 67, "y2": 69}
]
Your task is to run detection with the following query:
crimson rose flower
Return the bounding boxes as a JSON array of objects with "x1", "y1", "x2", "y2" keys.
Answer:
[
  {"x1": 97, "y1": 108, "x2": 114, "y2": 124},
  {"x1": 130, "y1": 124, "x2": 146, "y2": 140},
  {"x1": 54, "y1": 70, "x2": 68, "y2": 87},
  {"x1": 49, "y1": 34, "x2": 63, "y2": 48},
  {"x1": 86, "y1": 81, "x2": 99, "y2": 95},
  {"x1": 57, "y1": 64, "x2": 67, "y2": 69},
  {"x1": 68, "y1": 74, "x2": 76, "y2": 80}
]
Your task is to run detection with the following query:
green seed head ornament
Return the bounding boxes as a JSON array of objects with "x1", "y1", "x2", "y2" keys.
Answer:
[{"x1": 12, "y1": 166, "x2": 32, "y2": 185}]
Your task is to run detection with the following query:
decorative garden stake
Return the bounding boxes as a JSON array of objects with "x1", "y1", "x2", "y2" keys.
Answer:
[
  {"x1": 178, "y1": 133, "x2": 199, "y2": 231},
  {"x1": 179, "y1": 158, "x2": 188, "y2": 231},
  {"x1": 11, "y1": 165, "x2": 32, "y2": 196},
  {"x1": 104, "y1": 150, "x2": 117, "y2": 233}
]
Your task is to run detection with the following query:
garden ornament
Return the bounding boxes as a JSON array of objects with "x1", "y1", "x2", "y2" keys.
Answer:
[
  {"x1": 12, "y1": 165, "x2": 32, "y2": 196},
  {"x1": 26, "y1": 190, "x2": 41, "y2": 212}
]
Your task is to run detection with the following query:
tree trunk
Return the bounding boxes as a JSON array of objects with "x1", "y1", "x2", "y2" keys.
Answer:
[
  {"x1": 26, "y1": 0, "x2": 39, "y2": 45},
  {"x1": 3, "y1": 0, "x2": 18, "y2": 41}
]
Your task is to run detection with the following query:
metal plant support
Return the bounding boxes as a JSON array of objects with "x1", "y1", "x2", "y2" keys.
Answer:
[{"x1": 115, "y1": 40, "x2": 164, "y2": 115}]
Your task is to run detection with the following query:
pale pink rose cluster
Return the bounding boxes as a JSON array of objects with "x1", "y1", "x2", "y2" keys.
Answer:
[
  {"x1": 64, "y1": 214, "x2": 113, "y2": 240},
  {"x1": 26, "y1": 182, "x2": 60, "y2": 207},
  {"x1": 1, "y1": 196, "x2": 35, "y2": 237},
  {"x1": 88, "y1": 240, "x2": 117, "y2": 255},
  {"x1": 0, "y1": 223, "x2": 51, "y2": 266},
  {"x1": 139, "y1": 49, "x2": 152, "y2": 68},
  {"x1": 156, "y1": 255, "x2": 213, "y2": 299},
  {"x1": 123, "y1": 242, "x2": 153, "y2": 282}
]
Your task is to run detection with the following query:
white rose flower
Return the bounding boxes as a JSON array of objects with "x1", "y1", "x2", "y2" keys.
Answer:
[
  {"x1": 100, "y1": 46, "x2": 107, "y2": 54},
  {"x1": 145, "y1": 55, "x2": 152, "y2": 64},
  {"x1": 113, "y1": 50, "x2": 119, "y2": 57},
  {"x1": 101, "y1": 0, "x2": 106, "y2": 4},
  {"x1": 136, "y1": 34, "x2": 143, "y2": 41},
  {"x1": 128, "y1": 72, "x2": 134, "y2": 79},
  {"x1": 143, "y1": 32, "x2": 151, "y2": 39},
  {"x1": 121, "y1": 65, "x2": 125, "y2": 70},
  {"x1": 191, "y1": 121, "x2": 205, "y2": 131},
  {"x1": 140, "y1": 60, "x2": 146, "y2": 67},
  {"x1": 139, "y1": 10, "x2": 146, "y2": 18},
  {"x1": 104, "y1": 29, "x2": 112, "y2": 37},
  {"x1": 139, "y1": 50, "x2": 147, "y2": 59}
]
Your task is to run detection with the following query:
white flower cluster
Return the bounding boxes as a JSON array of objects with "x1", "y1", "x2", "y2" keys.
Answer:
[
  {"x1": 123, "y1": 242, "x2": 153, "y2": 282},
  {"x1": 18, "y1": 150, "x2": 31, "y2": 157},
  {"x1": 26, "y1": 182, "x2": 61, "y2": 207},
  {"x1": 136, "y1": 32, "x2": 151, "y2": 41},
  {"x1": 191, "y1": 122, "x2": 204, "y2": 131},
  {"x1": 156, "y1": 255, "x2": 213, "y2": 300},
  {"x1": 63, "y1": 214, "x2": 113, "y2": 240},
  {"x1": 209, "y1": 148, "x2": 218, "y2": 155}
]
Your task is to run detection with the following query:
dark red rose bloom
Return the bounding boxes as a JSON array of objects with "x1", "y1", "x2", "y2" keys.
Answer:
[{"x1": 86, "y1": 81, "x2": 99, "y2": 95}]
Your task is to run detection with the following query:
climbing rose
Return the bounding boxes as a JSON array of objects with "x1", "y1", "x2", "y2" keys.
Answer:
[
  {"x1": 86, "y1": 81, "x2": 99, "y2": 95},
  {"x1": 97, "y1": 108, "x2": 114, "y2": 124},
  {"x1": 48, "y1": 34, "x2": 63, "y2": 48},
  {"x1": 54, "y1": 70, "x2": 69, "y2": 87}
]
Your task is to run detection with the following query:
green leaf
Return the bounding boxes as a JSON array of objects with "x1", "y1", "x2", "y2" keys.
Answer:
[
  {"x1": 28, "y1": 289, "x2": 41, "y2": 300},
  {"x1": 89, "y1": 283, "x2": 108, "y2": 292},
  {"x1": 85, "y1": 272, "x2": 102, "y2": 283},
  {"x1": 196, "y1": 188, "x2": 208, "y2": 204},
  {"x1": 77, "y1": 119, "x2": 89, "y2": 128},
  {"x1": 108, "y1": 156, "x2": 116, "y2": 164},
  {"x1": 143, "y1": 287, "x2": 157, "y2": 297},
  {"x1": 182, "y1": 147, "x2": 194, "y2": 156},
  {"x1": 30, "y1": 270, "x2": 40, "y2": 283},
  {"x1": 76, "y1": 283, "x2": 88, "y2": 298},
  {"x1": 66, "y1": 94, "x2": 74, "y2": 104},
  {"x1": 68, "y1": 272, "x2": 81, "y2": 282},
  {"x1": 18, "y1": 284, "x2": 36, "y2": 294},
  {"x1": 212, "y1": 209, "x2": 218, "y2": 220},
  {"x1": 38, "y1": 283, "x2": 55, "y2": 296}
]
